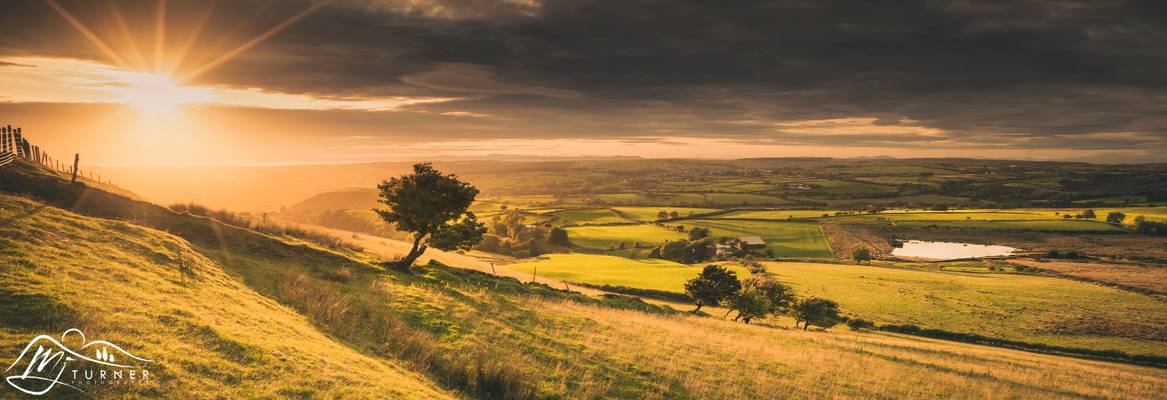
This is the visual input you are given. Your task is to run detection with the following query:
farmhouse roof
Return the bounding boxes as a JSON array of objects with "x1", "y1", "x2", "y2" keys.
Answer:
[{"x1": 739, "y1": 236, "x2": 766, "y2": 245}]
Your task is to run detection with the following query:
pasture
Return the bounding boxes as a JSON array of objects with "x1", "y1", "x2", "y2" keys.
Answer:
[
  {"x1": 545, "y1": 208, "x2": 634, "y2": 226},
  {"x1": 563, "y1": 224, "x2": 688, "y2": 249},
  {"x1": 506, "y1": 254, "x2": 751, "y2": 292},
  {"x1": 761, "y1": 261, "x2": 1167, "y2": 357},
  {"x1": 714, "y1": 209, "x2": 847, "y2": 220},
  {"x1": 893, "y1": 219, "x2": 1125, "y2": 232},
  {"x1": 679, "y1": 219, "x2": 834, "y2": 258},
  {"x1": 612, "y1": 206, "x2": 721, "y2": 221}
]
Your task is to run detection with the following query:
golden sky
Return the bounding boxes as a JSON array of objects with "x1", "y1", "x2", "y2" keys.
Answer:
[{"x1": 1, "y1": 0, "x2": 1164, "y2": 165}]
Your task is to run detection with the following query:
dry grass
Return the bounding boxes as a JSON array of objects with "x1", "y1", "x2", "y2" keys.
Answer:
[
  {"x1": 1013, "y1": 259, "x2": 1167, "y2": 294},
  {"x1": 530, "y1": 300, "x2": 1167, "y2": 399},
  {"x1": 0, "y1": 194, "x2": 453, "y2": 399}
]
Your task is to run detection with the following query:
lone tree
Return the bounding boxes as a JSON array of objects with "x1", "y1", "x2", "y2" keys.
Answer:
[
  {"x1": 548, "y1": 227, "x2": 571, "y2": 246},
  {"x1": 1106, "y1": 211, "x2": 1126, "y2": 225},
  {"x1": 791, "y1": 297, "x2": 842, "y2": 330},
  {"x1": 852, "y1": 247, "x2": 873, "y2": 263},
  {"x1": 688, "y1": 227, "x2": 711, "y2": 241},
  {"x1": 376, "y1": 163, "x2": 485, "y2": 271},
  {"x1": 684, "y1": 265, "x2": 741, "y2": 313}
]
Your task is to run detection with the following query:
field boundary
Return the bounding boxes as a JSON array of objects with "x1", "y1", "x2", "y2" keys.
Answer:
[{"x1": 875, "y1": 324, "x2": 1167, "y2": 368}]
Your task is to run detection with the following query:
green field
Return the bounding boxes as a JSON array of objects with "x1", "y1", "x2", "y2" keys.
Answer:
[
  {"x1": 679, "y1": 219, "x2": 834, "y2": 258},
  {"x1": 819, "y1": 194, "x2": 976, "y2": 207},
  {"x1": 895, "y1": 219, "x2": 1125, "y2": 232},
  {"x1": 545, "y1": 208, "x2": 634, "y2": 226},
  {"x1": 507, "y1": 254, "x2": 751, "y2": 292},
  {"x1": 564, "y1": 224, "x2": 688, "y2": 249},
  {"x1": 1097, "y1": 207, "x2": 1167, "y2": 223},
  {"x1": 611, "y1": 206, "x2": 720, "y2": 221},
  {"x1": 798, "y1": 179, "x2": 897, "y2": 195},
  {"x1": 762, "y1": 262, "x2": 1167, "y2": 357},
  {"x1": 851, "y1": 211, "x2": 1070, "y2": 221},
  {"x1": 715, "y1": 209, "x2": 846, "y2": 220}
]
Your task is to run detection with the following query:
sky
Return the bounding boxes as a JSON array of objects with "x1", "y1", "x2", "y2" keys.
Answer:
[{"x1": 0, "y1": 0, "x2": 1165, "y2": 165}]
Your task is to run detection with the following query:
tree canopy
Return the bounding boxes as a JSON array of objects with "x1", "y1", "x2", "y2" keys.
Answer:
[
  {"x1": 684, "y1": 265, "x2": 742, "y2": 313},
  {"x1": 791, "y1": 297, "x2": 842, "y2": 330},
  {"x1": 376, "y1": 163, "x2": 485, "y2": 271}
]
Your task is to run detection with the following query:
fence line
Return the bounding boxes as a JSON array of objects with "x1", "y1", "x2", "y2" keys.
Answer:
[{"x1": 0, "y1": 124, "x2": 121, "y2": 189}]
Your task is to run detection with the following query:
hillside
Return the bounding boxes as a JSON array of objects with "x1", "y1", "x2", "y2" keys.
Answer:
[
  {"x1": 3, "y1": 159, "x2": 1167, "y2": 399},
  {"x1": 289, "y1": 187, "x2": 380, "y2": 212},
  {"x1": 0, "y1": 193, "x2": 453, "y2": 399}
]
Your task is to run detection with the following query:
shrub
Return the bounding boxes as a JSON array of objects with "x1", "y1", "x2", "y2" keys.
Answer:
[
  {"x1": 852, "y1": 248, "x2": 873, "y2": 262},
  {"x1": 846, "y1": 318, "x2": 876, "y2": 331}
]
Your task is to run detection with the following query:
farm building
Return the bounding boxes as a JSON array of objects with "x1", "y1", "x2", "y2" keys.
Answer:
[{"x1": 738, "y1": 236, "x2": 766, "y2": 249}]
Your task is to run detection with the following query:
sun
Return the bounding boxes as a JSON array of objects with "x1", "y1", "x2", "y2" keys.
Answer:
[{"x1": 111, "y1": 71, "x2": 211, "y2": 116}]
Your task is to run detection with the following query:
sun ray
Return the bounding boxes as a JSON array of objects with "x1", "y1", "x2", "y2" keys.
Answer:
[
  {"x1": 167, "y1": 2, "x2": 217, "y2": 75},
  {"x1": 107, "y1": 0, "x2": 148, "y2": 71},
  {"x1": 44, "y1": 0, "x2": 129, "y2": 69},
  {"x1": 154, "y1": 0, "x2": 166, "y2": 72},
  {"x1": 182, "y1": 1, "x2": 331, "y2": 83}
]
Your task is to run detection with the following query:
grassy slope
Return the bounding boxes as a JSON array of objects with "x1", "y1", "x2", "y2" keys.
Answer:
[
  {"x1": 762, "y1": 262, "x2": 1167, "y2": 357},
  {"x1": 0, "y1": 194, "x2": 451, "y2": 399},
  {"x1": 5, "y1": 160, "x2": 1167, "y2": 399},
  {"x1": 505, "y1": 254, "x2": 751, "y2": 292}
]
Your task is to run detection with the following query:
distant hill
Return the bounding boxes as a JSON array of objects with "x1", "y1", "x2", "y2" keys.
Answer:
[{"x1": 289, "y1": 187, "x2": 379, "y2": 212}]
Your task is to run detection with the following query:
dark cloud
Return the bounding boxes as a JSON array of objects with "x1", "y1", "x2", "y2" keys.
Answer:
[{"x1": 2, "y1": 0, "x2": 1165, "y2": 158}]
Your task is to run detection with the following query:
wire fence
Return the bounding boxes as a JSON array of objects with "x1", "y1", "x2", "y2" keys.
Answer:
[{"x1": 0, "y1": 124, "x2": 119, "y2": 188}]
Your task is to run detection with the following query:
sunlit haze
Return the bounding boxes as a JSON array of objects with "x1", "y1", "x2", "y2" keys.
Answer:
[{"x1": 1, "y1": 1, "x2": 1164, "y2": 166}]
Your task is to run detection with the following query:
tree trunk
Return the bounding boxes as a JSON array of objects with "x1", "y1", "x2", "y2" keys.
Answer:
[
  {"x1": 722, "y1": 309, "x2": 734, "y2": 319},
  {"x1": 398, "y1": 234, "x2": 428, "y2": 273},
  {"x1": 691, "y1": 302, "x2": 703, "y2": 313},
  {"x1": 803, "y1": 323, "x2": 809, "y2": 331}
]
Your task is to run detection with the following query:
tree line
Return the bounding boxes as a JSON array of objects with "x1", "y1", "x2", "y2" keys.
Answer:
[{"x1": 683, "y1": 263, "x2": 842, "y2": 330}]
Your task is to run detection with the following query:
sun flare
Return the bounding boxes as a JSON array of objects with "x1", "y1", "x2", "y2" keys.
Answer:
[{"x1": 110, "y1": 71, "x2": 211, "y2": 115}]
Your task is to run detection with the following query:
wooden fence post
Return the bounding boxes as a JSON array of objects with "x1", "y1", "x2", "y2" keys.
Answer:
[
  {"x1": 71, "y1": 154, "x2": 79, "y2": 184},
  {"x1": 13, "y1": 128, "x2": 24, "y2": 158}
]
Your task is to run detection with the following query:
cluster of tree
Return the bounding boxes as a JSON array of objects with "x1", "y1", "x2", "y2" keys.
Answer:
[
  {"x1": 1061, "y1": 209, "x2": 1097, "y2": 219},
  {"x1": 650, "y1": 238, "x2": 716, "y2": 263},
  {"x1": 1106, "y1": 211, "x2": 1126, "y2": 224},
  {"x1": 1134, "y1": 216, "x2": 1167, "y2": 236},
  {"x1": 650, "y1": 234, "x2": 774, "y2": 263},
  {"x1": 684, "y1": 265, "x2": 842, "y2": 329},
  {"x1": 656, "y1": 210, "x2": 682, "y2": 220},
  {"x1": 474, "y1": 213, "x2": 571, "y2": 257}
]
